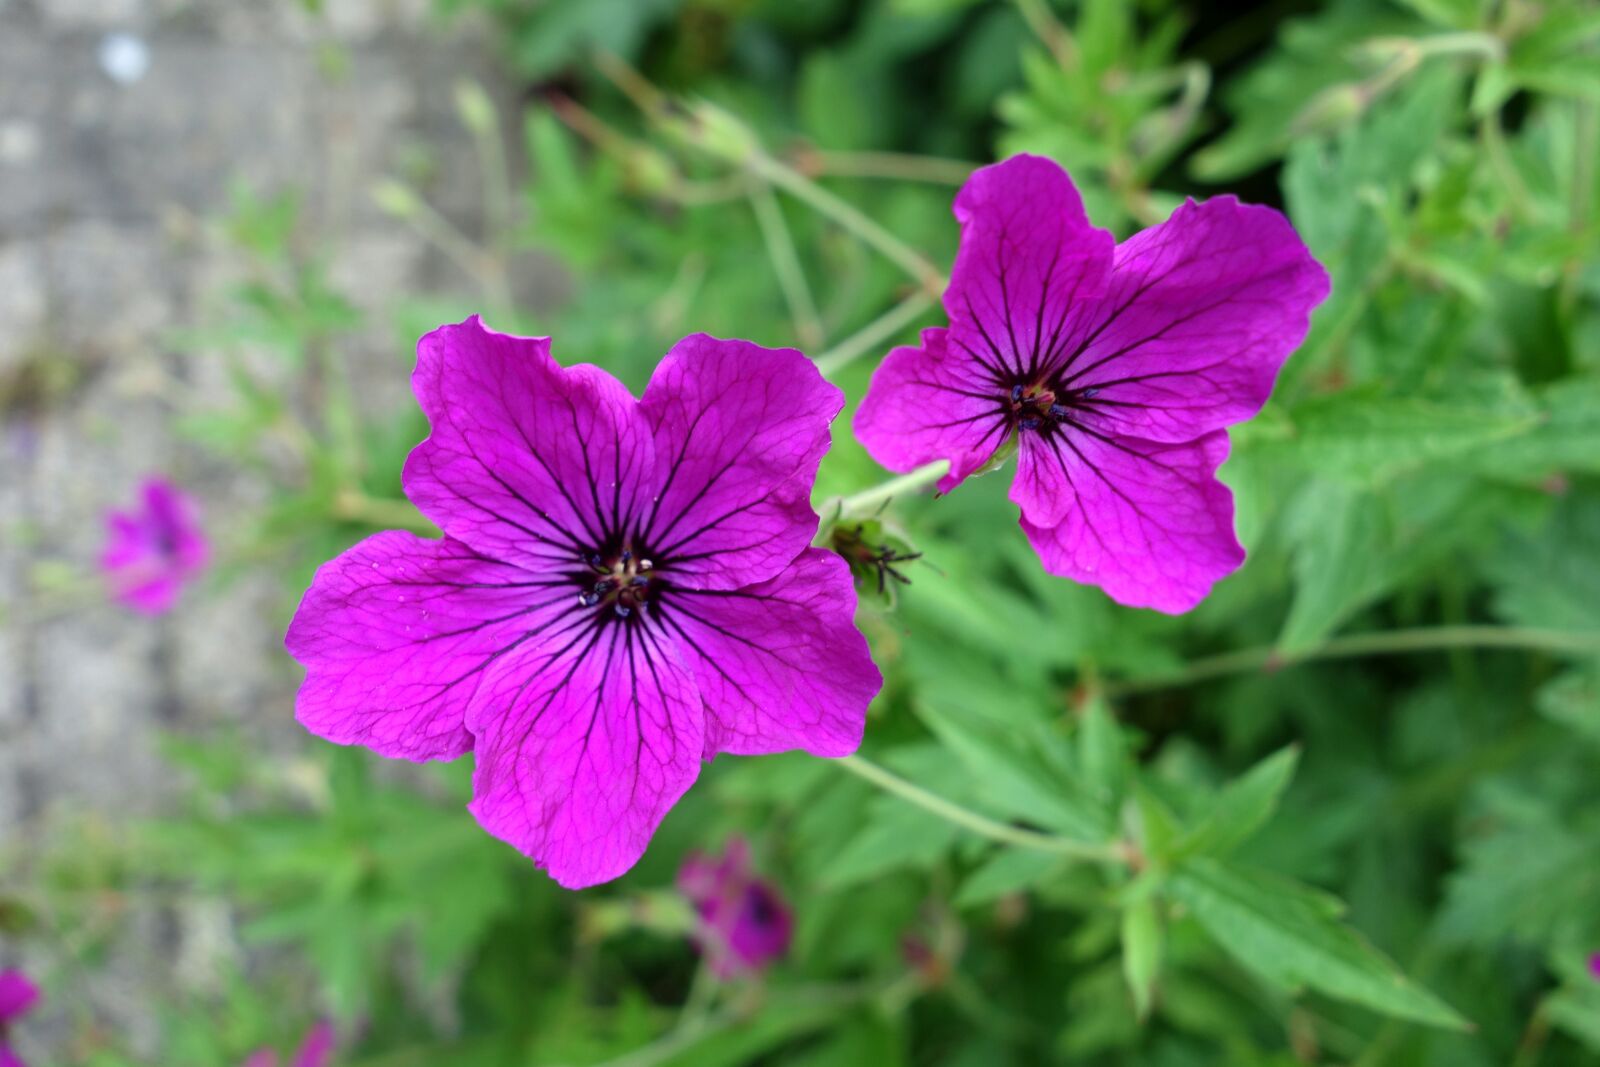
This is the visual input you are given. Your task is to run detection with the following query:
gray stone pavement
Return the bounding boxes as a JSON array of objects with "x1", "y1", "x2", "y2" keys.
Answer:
[{"x1": 0, "y1": 0, "x2": 533, "y2": 1055}]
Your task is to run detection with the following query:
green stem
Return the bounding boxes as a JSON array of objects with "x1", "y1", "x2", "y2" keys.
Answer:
[
  {"x1": 749, "y1": 153, "x2": 946, "y2": 295},
  {"x1": 835, "y1": 460, "x2": 950, "y2": 518},
  {"x1": 1104, "y1": 626, "x2": 1600, "y2": 698},
  {"x1": 835, "y1": 754, "x2": 1125, "y2": 863},
  {"x1": 748, "y1": 181, "x2": 825, "y2": 351},
  {"x1": 331, "y1": 491, "x2": 438, "y2": 534},
  {"x1": 804, "y1": 150, "x2": 975, "y2": 186},
  {"x1": 814, "y1": 290, "x2": 936, "y2": 378}
]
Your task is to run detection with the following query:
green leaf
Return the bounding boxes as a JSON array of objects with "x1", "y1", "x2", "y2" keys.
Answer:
[
  {"x1": 1169, "y1": 858, "x2": 1468, "y2": 1029},
  {"x1": 917, "y1": 701, "x2": 1113, "y2": 843},
  {"x1": 1265, "y1": 391, "x2": 1538, "y2": 488},
  {"x1": 1174, "y1": 746, "x2": 1300, "y2": 859},
  {"x1": 1077, "y1": 694, "x2": 1128, "y2": 814},
  {"x1": 1121, "y1": 897, "x2": 1162, "y2": 1021},
  {"x1": 1472, "y1": 378, "x2": 1600, "y2": 480},
  {"x1": 1488, "y1": 493, "x2": 1600, "y2": 631},
  {"x1": 820, "y1": 796, "x2": 960, "y2": 889},
  {"x1": 955, "y1": 848, "x2": 1065, "y2": 907}
]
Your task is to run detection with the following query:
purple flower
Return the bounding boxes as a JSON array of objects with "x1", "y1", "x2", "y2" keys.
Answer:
[
  {"x1": 677, "y1": 838, "x2": 792, "y2": 978},
  {"x1": 1590, "y1": 952, "x2": 1600, "y2": 982},
  {"x1": 0, "y1": 969, "x2": 39, "y2": 1067},
  {"x1": 286, "y1": 318, "x2": 881, "y2": 889},
  {"x1": 100, "y1": 476, "x2": 210, "y2": 615},
  {"x1": 242, "y1": 1021, "x2": 335, "y2": 1067},
  {"x1": 855, "y1": 155, "x2": 1330, "y2": 613}
]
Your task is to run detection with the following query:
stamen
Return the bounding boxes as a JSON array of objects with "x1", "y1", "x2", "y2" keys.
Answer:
[
  {"x1": 1082, "y1": 388, "x2": 1100, "y2": 399},
  {"x1": 614, "y1": 604, "x2": 632, "y2": 618},
  {"x1": 1048, "y1": 403, "x2": 1069, "y2": 419},
  {"x1": 1020, "y1": 416, "x2": 1041, "y2": 431},
  {"x1": 1010, "y1": 384, "x2": 1023, "y2": 403}
]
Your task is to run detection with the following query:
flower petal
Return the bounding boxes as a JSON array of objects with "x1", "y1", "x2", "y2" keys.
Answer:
[
  {"x1": 659, "y1": 548, "x2": 878, "y2": 759},
  {"x1": 1051, "y1": 197, "x2": 1330, "y2": 442},
  {"x1": 1018, "y1": 430, "x2": 1242, "y2": 613},
  {"x1": 853, "y1": 328, "x2": 1011, "y2": 494},
  {"x1": 946, "y1": 154, "x2": 1114, "y2": 382},
  {"x1": 0, "y1": 970, "x2": 39, "y2": 1021},
  {"x1": 290, "y1": 1022, "x2": 336, "y2": 1067},
  {"x1": 467, "y1": 620, "x2": 704, "y2": 889},
  {"x1": 285, "y1": 531, "x2": 573, "y2": 762},
  {"x1": 404, "y1": 316, "x2": 655, "y2": 570},
  {"x1": 637, "y1": 334, "x2": 841, "y2": 589}
]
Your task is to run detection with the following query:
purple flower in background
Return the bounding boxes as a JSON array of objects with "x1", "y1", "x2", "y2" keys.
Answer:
[
  {"x1": 678, "y1": 839, "x2": 792, "y2": 978},
  {"x1": 1589, "y1": 953, "x2": 1600, "y2": 981},
  {"x1": 100, "y1": 476, "x2": 210, "y2": 615},
  {"x1": 286, "y1": 318, "x2": 880, "y2": 889},
  {"x1": 241, "y1": 1021, "x2": 335, "y2": 1067},
  {"x1": 0, "y1": 969, "x2": 40, "y2": 1067},
  {"x1": 855, "y1": 155, "x2": 1330, "y2": 612}
]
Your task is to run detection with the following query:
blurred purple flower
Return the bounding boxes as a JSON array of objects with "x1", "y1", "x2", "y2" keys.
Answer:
[
  {"x1": 286, "y1": 318, "x2": 881, "y2": 889},
  {"x1": 855, "y1": 154, "x2": 1330, "y2": 613},
  {"x1": 241, "y1": 1021, "x2": 335, "y2": 1067},
  {"x1": 1590, "y1": 953, "x2": 1600, "y2": 981},
  {"x1": 678, "y1": 839, "x2": 792, "y2": 978},
  {"x1": 0, "y1": 969, "x2": 40, "y2": 1067},
  {"x1": 100, "y1": 476, "x2": 210, "y2": 615}
]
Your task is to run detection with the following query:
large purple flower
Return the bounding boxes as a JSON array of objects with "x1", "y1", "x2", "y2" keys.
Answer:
[
  {"x1": 0, "y1": 969, "x2": 39, "y2": 1067},
  {"x1": 677, "y1": 838, "x2": 792, "y2": 978},
  {"x1": 855, "y1": 154, "x2": 1330, "y2": 613},
  {"x1": 286, "y1": 318, "x2": 880, "y2": 889},
  {"x1": 100, "y1": 476, "x2": 210, "y2": 615}
]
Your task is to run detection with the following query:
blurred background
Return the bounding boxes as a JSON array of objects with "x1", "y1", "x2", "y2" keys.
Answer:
[{"x1": 2, "y1": 0, "x2": 1599, "y2": 1064}]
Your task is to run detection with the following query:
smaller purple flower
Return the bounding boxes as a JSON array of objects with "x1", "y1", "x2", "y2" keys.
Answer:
[
  {"x1": 854, "y1": 154, "x2": 1330, "y2": 613},
  {"x1": 241, "y1": 1021, "x2": 335, "y2": 1067},
  {"x1": 677, "y1": 838, "x2": 792, "y2": 978},
  {"x1": 100, "y1": 476, "x2": 210, "y2": 615},
  {"x1": 0, "y1": 969, "x2": 40, "y2": 1067},
  {"x1": 1589, "y1": 952, "x2": 1600, "y2": 982}
]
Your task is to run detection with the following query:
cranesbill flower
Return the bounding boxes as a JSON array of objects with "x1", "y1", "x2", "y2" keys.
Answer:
[
  {"x1": 0, "y1": 969, "x2": 39, "y2": 1067},
  {"x1": 100, "y1": 476, "x2": 210, "y2": 615},
  {"x1": 286, "y1": 318, "x2": 880, "y2": 889},
  {"x1": 241, "y1": 1021, "x2": 335, "y2": 1067},
  {"x1": 854, "y1": 155, "x2": 1329, "y2": 612},
  {"x1": 677, "y1": 838, "x2": 792, "y2": 977}
]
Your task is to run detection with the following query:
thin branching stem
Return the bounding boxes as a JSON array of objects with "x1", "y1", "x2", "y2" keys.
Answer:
[
  {"x1": 1104, "y1": 626, "x2": 1600, "y2": 698},
  {"x1": 835, "y1": 754, "x2": 1126, "y2": 862},
  {"x1": 748, "y1": 181, "x2": 825, "y2": 351},
  {"x1": 815, "y1": 290, "x2": 936, "y2": 378}
]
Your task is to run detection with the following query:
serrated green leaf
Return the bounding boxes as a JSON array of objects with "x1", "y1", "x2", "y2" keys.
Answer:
[
  {"x1": 1170, "y1": 858, "x2": 1468, "y2": 1029},
  {"x1": 1077, "y1": 694, "x2": 1128, "y2": 813},
  {"x1": 1174, "y1": 746, "x2": 1300, "y2": 860},
  {"x1": 955, "y1": 848, "x2": 1065, "y2": 907},
  {"x1": 1121, "y1": 897, "x2": 1162, "y2": 1020}
]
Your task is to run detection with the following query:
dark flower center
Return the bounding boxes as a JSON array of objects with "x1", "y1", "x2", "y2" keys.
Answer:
[
  {"x1": 1006, "y1": 379, "x2": 1101, "y2": 434},
  {"x1": 576, "y1": 546, "x2": 661, "y2": 620}
]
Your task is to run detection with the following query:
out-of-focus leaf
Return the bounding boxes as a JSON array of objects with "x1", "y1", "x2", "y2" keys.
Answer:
[
  {"x1": 1120, "y1": 897, "x2": 1162, "y2": 1020},
  {"x1": 1170, "y1": 858, "x2": 1468, "y2": 1029},
  {"x1": 955, "y1": 848, "x2": 1065, "y2": 907},
  {"x1": 1174, "y1": 746, "x2": 1299, "y2": 860}
]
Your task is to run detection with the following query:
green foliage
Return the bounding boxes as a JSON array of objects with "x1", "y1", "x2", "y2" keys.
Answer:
[{"x1": 13, "y1": 0, "x2": 1600, "y2": 1064}]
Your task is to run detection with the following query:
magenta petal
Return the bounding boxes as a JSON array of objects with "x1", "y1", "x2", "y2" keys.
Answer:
[
  {"x1": 664, "y1": 548, "x2": 878, "y2": 759},
  {"x1": 1019, "y1": 431, "x2": 1242, "y2": 613},
  {"x1": 290, "y1": 1022, "x2": 335, "y2": 1067},
  {"x1": 1053, "y1": 197, "x2": 1330, "y2": 442},
  {"x1": 286, "y1": 531, "x2": 571, "y2": 762},
  {"x1": 637, "y1": 335, "x2": 841, "y2": 590},
  {"x1": 467, "y1": 625, "x2": 704, "y2": 889},
  {"x1": 853, "y1": 328, "x2": 1010, "y2": 493},
  {"x1": 0, "y1": 1046, "x2": 29, "y2": 1067},
  {"x1": 0, "y1": 970, "x2": 38, "y2": 1021},
  {"x1": 100, "y1": 477, "x2": 209, "y2": 615},
  {"x1": 946, "y1": 155, "x2": 1114, "y2": 383},
  {"x1": 404, "y1": 317, "x2": 655, "y2": 570}
]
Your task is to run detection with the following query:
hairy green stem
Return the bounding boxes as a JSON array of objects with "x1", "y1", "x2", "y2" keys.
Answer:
[
  {"x1": 805, "y1": 149, "x2": 975, "y2": 186},
  {"x1": 1104, "y1": 626, "x2": 1600, "y2": 697},
  {"x1": 749, "y1": 153, "x2": 946, "y2": 295},
  {"x1": 331, "y1": 491, "x2": 437, "y2": 534},
  {"x1": 814, "y1": 290, "x2": 936, "y2": 378},
  {"x1": 835, "y1": 754, "x2": 1125, "y2": 862},
  {"x1": 749, "y1": 181, "x2": 825, "y2": 351},
  {"x1": 835, "y1": 460, "x2": 950, "y2": 518}
]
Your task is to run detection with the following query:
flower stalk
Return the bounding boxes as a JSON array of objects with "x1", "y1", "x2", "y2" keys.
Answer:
[{"x1": 835, "y1": 754, "x2": 1127, "y2": 863}]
